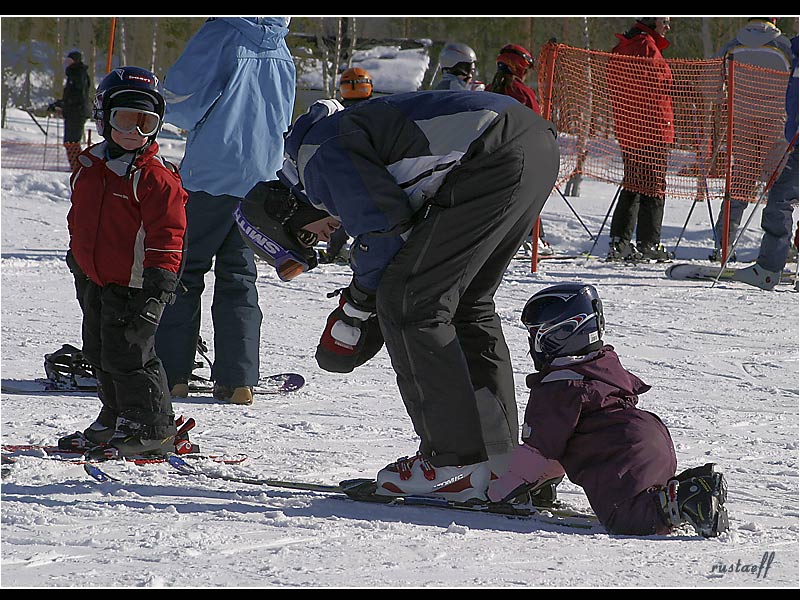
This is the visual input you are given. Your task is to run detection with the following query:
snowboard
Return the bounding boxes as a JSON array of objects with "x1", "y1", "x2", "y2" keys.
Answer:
[
  {"x1": 665, "y1": 263, "x2": 797, "y2": 287},
  {"x1": 1, "y1": 372, "x2": 305, "y2": 396}
]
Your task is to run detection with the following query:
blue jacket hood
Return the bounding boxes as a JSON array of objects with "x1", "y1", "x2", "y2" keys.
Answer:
[
  {"x1": 163, "y1": 16, "x2": 296, "y2": 197},
  {"x1": 219, "y1": 17, "x2": 290, "y2": 49}
]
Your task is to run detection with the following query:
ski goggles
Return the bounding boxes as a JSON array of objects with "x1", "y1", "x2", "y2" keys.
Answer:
[
  {"x1": 109, "y1": 107, "x2": 161, "y2": 137},
  {"x1": 273, "y1": 250, "x2": 312, "y2": 282},
  {"x1": 233, "y1": 205, "x2": 313, "y2": 282},
  {"x1": 500, "y1": 46, "x2": 534, "y2": 68}
]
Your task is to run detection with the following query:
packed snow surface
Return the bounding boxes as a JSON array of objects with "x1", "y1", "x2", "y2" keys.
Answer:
[{"x1": 1, "y1": 107, "x2": 798, "y2": 588}]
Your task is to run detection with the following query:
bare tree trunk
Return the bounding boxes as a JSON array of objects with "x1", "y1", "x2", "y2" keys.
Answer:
[
  {"x1": 150, "y1": 19, "x2": 158, "y2": 73},
  {"x1": 78, "y1": 17, "x2": 93, "y2": 70},
  {"x1": 53, "y1": 17, "x2": 64, "y2": 100},
  {"x1": 118, "y1": 18, "x2": 127, "y2": 66},
  {"x1": 317, "y1": 18, "x2": 330, "y2": 97},
  {"x1": 332, "y1": 17, "x2": 344, "y2": 92},
  {"x1": 347, "y1": 17, "x2": 357, "y2": 69},
  {"x1": 701, "y1": 17, "x2": 714, "y2": 59}
]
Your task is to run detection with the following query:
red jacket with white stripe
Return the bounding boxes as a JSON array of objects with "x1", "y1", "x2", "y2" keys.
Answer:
[{"x1": 68, "y1": 141, "x2": 188, "y2": 289}]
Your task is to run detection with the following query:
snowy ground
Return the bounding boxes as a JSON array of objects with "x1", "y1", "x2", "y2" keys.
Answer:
[{"x1": 1, "y1": 107, "x2": 798, "y2": 588}]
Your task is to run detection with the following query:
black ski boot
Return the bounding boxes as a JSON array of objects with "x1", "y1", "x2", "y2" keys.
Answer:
[
  {"x1": 505, "y1": 475, "x2": 564, "y2": 507},
  {"x1": 661, "y1": 463, "x2": 729, "y2": 537},
  {"x1": 606, "y1": 238, "x2": 642, "y2": 262},
  {"x1": 58, "y1": 421, "x2": 115, "y2": 450},
  {"x1": 639, "y1": 243, "x2": 674, "y2": 262},
  {"x1": 88, "y1": 418, "x2": 177, "y2": 460}
]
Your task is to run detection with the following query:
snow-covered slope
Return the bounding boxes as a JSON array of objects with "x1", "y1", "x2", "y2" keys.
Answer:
[{"x1": 1, "y1": 107, "x2": 798, "y2": 588}]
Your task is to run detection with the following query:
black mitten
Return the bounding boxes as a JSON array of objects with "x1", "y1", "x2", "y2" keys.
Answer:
[{"x1": 124, "y1": 267, "x2": 177, "y2": 347}]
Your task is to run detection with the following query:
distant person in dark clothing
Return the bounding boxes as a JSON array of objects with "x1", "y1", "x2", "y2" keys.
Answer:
[
  {"x1": 733, "y1": 34, "x2": 798, "y2": 289},
  {"x1": 49, "y1": 49, "x2": 93, "y2": 172},
  {"x1": 488, "y1": 283, "x2": 730, "y2": 538}
]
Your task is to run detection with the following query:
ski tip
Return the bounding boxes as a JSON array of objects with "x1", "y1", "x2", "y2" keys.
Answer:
[
  {"x1": 83, "y1": 462, "x2": 120, "y2": 483},
  {"x1": 166, "y1": 454, "x2": 190, "y2": 467}
]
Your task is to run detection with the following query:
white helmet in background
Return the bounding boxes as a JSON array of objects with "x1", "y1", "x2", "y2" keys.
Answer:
[{"x1": 438, "y1": 42, "x2": 478, "y2": 78}]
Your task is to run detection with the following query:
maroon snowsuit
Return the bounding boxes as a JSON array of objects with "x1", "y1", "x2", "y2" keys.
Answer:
[{"x1": 522, "y1": 345, "x2": 677, "y2": 535}]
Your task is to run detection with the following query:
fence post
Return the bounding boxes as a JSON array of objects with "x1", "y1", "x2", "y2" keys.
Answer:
[
  {"x1": 106, "y1": 17, "x2": 117, "y2": 75},
  {"x1": 720, "y1": 54, "x2": 735, "y2": 264},
  {"x1": 530, "y1": 39, "x2": 561, "y2": 273}
]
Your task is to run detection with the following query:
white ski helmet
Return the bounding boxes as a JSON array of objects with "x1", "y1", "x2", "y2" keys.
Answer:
[{"x1": 438, "y1": 42, "x2": 478, "y2": 78}]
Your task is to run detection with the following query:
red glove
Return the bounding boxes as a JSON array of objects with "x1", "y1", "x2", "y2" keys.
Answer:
[{"x1": 315, "y1": 283, "x2": 384, "y2": 373}]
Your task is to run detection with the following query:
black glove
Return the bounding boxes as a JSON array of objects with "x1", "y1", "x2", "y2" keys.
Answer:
[
  {"x1": 124, "y1": 268, "x2": 177, "y2": 347},
  {"x1": 65, "y1": 249, "x2": 91, "y2": 302},
  {"x1": 65, "y1": 249, "x2": 88, "y2": 282},
  {"x1": 315, "y1": 281, "x2": 384, "y2": 373}
]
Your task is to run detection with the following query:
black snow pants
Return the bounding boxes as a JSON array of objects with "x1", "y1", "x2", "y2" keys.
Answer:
[
  {"x1": 376, "y1": 112, "x2": 560, "y2": 468},
  {"x1": 68, "y1": 253, "x2": 175, "y2": 437}
]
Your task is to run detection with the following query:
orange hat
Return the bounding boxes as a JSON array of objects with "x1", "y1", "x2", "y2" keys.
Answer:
[{"x1": 339, "y1": 67, "x2": 373, "y2": 100}]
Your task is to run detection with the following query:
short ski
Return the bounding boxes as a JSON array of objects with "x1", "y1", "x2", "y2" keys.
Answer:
[
  {"x1": 165, "y1": 455, "x2": 598, "y2": 529},
  {"x1": 1, "y1": 372, "x2": 305, "y2": 396},
  {"x1": 1, "y1": 444, "x2": 248, "y2": 465},
  {"x1": 514, "y1": 253, "x2": 602, "y2": 262},
  {"x1": 666, "y1": 263, "x2": 797, "y2": 286}
]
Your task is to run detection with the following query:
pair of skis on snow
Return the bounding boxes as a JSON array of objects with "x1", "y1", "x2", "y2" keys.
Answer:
[
  {"x1": 1, "y1": 372, "x2": 306, "y2": 396},
  {"x1": 91, "y1": 454, "x2": 600, "y2": 529},
  {"x1": 2, "y1": 443, "x2": 599, "y2": 530}
]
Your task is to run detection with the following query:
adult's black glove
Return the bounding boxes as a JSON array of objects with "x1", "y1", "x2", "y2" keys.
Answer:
[
  {"x1": 124, "y1": 267, "x2": 177, "y2": 347},
  {"x1": 315, "y1": 280, "x2": 384, "y2": 373}
]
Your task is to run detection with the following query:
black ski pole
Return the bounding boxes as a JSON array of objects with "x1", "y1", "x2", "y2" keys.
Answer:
[
  {"x1": 555, "y1": 186, "x2": 595, "y2": 240},
  {"x1": 587, "y1": 185, "x2": 621, "y2": 257}
]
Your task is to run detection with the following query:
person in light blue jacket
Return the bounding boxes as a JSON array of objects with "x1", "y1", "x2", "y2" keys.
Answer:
[{"x1": 155, "y1": 17, "x2": 296, "y2": 405}]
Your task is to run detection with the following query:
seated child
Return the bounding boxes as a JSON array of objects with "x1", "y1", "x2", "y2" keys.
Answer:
[{"x1": 488, "y1": 283, "x2": 729, "y2": 537}]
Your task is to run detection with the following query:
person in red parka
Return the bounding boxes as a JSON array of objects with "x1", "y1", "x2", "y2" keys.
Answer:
[
  {"x1": 487, "y1": 44, "x2": 553, "y2": 255},
  {"x1": 58, "y1": 67, "x2": 188, "y2": 459},
  {"x1": 487, "y1": 43, "x2": 541, "y2": 113},
  {"x1": 607, "y1": 17, "x2": 675, "y2": 263}
]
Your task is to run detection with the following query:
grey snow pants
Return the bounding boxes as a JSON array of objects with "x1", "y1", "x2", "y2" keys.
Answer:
[{"x1": 376, "y1": 118, "x2": 560, "y2": 468}]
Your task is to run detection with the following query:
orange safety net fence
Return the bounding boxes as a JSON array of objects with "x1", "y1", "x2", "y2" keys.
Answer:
[
  {"x1": 1, "y1": 110, "x2": 94, "y2": 173},
  {"x1": 1, "y1": 140, "x2": 74, "y2": 172},
  {"x1": 537, "y1": 41, "x2": 792, "y2": 205}
]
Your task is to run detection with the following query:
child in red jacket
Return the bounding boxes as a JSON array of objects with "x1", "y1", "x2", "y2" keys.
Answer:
[
  {"x1": 58, "y1": 67, "x2": 188, "y2": 458},
  {"x1": 488, "y1": 283, "x2": 729, "y2": 537}
]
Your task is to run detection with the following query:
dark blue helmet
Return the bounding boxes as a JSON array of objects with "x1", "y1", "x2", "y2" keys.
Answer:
[
  {"x1": 521, "y1": 283, "x2": 605, "y2": 370},
  {"x1": 93, "y1": 66, "x2": 165, "y2": 140}
]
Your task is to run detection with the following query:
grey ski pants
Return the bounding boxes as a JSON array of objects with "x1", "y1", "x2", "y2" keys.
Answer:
[{"x1": 376, "y1": 122, "x2": 560, "y2": 468}]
